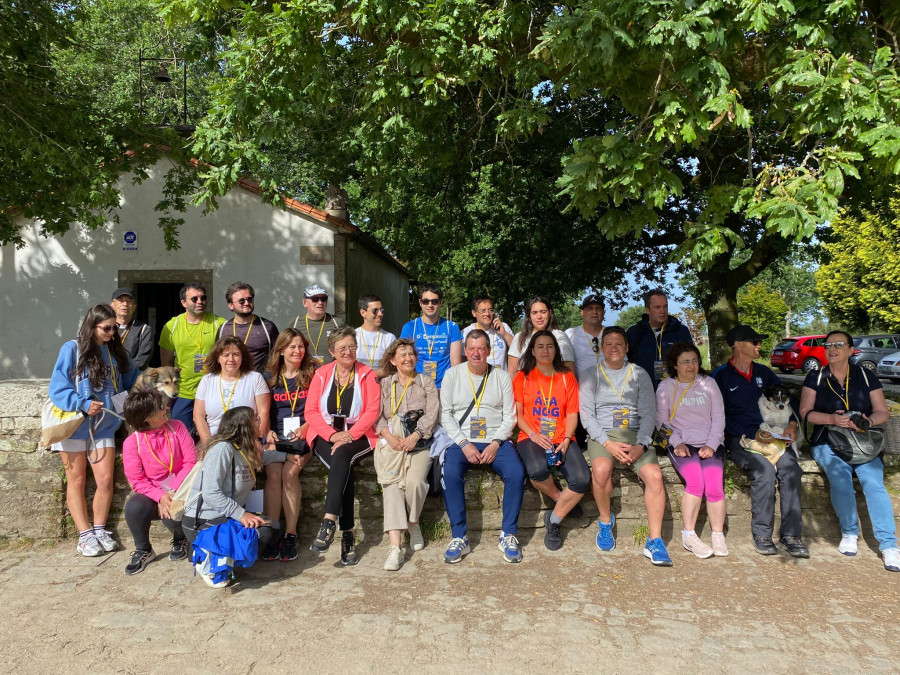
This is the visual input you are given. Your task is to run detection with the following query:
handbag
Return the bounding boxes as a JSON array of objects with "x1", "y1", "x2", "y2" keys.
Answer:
[
  {"x1": 39, "y1": 399, "x2": 85, "y2": 449},
  {"x1": 824, "y1": 425, "x2": 885, "y2": 465},
  {"x1": 170, "y1": 460, "x2": 203, "y2": 522}
]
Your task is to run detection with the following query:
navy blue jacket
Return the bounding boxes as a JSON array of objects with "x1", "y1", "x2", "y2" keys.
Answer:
[
  {"x1": 712, "y1": 359, "x2": 791, "y2": 439},
  {"x1": 625, "y1": 315, "x2": 694, "y2": 388}
]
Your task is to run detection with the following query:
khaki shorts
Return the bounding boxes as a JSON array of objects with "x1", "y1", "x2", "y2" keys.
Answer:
[{"x1": 587, "y1": 428, "x2": 658, "y2": 474}]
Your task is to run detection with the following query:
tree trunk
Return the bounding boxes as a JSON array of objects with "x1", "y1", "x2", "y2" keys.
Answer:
[
  {"x1": 784, "y1": 308, "x2": 792, "y2": 339},
  {"x1": 699, "y1": 277, "x2": 740, "y2": 368}
]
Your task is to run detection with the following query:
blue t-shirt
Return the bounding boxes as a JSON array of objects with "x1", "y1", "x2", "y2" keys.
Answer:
[{"x1": 400, "y1": 317, "x2": 462, "y2": 389}]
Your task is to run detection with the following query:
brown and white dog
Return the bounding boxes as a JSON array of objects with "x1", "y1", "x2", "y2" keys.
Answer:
[{"x1": 131, "y1": 366, "x2": 181, "y2": 404}]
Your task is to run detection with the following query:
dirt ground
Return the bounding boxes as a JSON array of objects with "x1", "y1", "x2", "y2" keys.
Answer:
[{"x1": 2, "y1": 523, "x2": 898, "y2": 674}]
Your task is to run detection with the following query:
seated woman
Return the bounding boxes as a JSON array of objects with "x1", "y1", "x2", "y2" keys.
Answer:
[
  {"x1": 122, "y1": 389, "x2": 197, "y2": 575},
  {"x1": 183, "y1": 406, "x2": 274, "y2": 588},
  {"x1": 655, "y1": 343, "x2": 727, "y2": 559},
  {"x1": 194, "y1": 336, "x2": 270, "y2": 444},
  {"x1": 512, "y1": 330, "x2": 589, "y2": 551},
  {"x1": 800, "y1": 330, "x2": 899, "y2": 572},
  {"x1": 261, "y1": 328, "x2": 318, "y2": 562},
  {"x1": 49, "y1": 304, "x2": 139, "y2": 557},
  {"x1": 375, "y1": 339, "x2": 440, "y2": 570},
  {"x1": 507, "y1": 296, "x2": 576, "y2": 374},
  {"x1": 306, "y1": 326, "x2": 380, "y2": 566}
]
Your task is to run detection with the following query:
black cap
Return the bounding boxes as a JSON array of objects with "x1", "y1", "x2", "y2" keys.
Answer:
[
  {"x1": 111, "y1": 287, "x2": 135, "y2": 300},
  {"x1": 726, "y1": 325, "x2": 769, "y2": 346},
  {"x1": 581, "y1": 294, "x2": 605, "y2": 309}
]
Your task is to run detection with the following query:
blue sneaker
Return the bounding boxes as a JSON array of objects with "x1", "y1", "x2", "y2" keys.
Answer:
[
  {"x1": 595, "y1": 514, "x2": 615, "y2": 551},
  {"x1": 643, "y1": 537, "x2": 673, "y2": 566},
  {"x1": 498, "y1": 532, "x2": 523, "y2": 563},
  {"x1": 443, "y1": 537, "x2": 470, "y2": 564}
]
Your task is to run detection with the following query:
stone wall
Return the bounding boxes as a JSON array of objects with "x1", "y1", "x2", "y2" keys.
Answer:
[{"x1": 2, "y1": 379, "x2": 898, "y2": 544}]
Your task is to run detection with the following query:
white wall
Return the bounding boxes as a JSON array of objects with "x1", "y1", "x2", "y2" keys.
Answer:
[{"x1": 0, "y1": 160, "x2": 341, "y2": 378}]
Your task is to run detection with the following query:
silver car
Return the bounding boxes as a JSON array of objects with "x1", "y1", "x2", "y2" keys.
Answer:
[
  {"x1": 851, "y1": 334, "x2": 900, "y2": 373},
  {"x1": 877, "y1": 350, "x2": 900, "y2": 383}
]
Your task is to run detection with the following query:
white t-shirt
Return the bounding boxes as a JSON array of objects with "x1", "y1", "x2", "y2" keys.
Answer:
[
  {"x1": 462, "y1": 322, "x2": 514, "y2": 369},
  {"x1": 355, "y1": 328, "x2": 396, "y2": 369},
  {"x1": 565, "y1": 324, "x2": 606, "y2": 382},
  {"x1": 508, "y1": 329, "x2": 576, "y2": 368},
  {"x1": 196, "y1": 371, "x2": 269, "y2": 435}
]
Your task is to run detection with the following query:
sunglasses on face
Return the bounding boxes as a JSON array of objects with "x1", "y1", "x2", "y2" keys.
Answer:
[
  {"x1": 96, "y1": 325, "x2": 115, "y2": 333},
  {"x1": 741, "y1": 340, "x2": 761, "y2": 346},
  {"x1": 420, "y1": 298, "x2": 440, "y2": 306},
  {"x1": 188, "y1": 295, "x2": 207, "y2": 303},
  {"x1": 309, "y1": 296, "x2": 328, "y2": 303},
  {"x1": 234, "y1": 297, "x2": 254, "y2": 305},
  {"x1": 823, "y1": 341, "x2": 847, "y2": 349},
  {"x1": 372, "y1": 307, "x2": 386, "y2": 314}
]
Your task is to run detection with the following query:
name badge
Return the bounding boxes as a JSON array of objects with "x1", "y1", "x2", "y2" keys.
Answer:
[
  {"x1": 539, "y1": 417, "x2": 557, "y2": 437},
  {"x1": 654, "y1": 360, "x2": 668, "y2": 382},
  {"x1": 653, "y1": 424, "x2": 673, "y2": 450},
  {"x1": 423, "y1": 360, "x2": 438, "y2": 380},
  {"x1": 159, "y1": 473, "x2": 176, "y2": 492},
  {"x1": 194, "y1": 354, "x2": 207, "y2": 373},
  {"x1": 312, "y1": 354, "x2": 324, "y2": 364},
  {"x1": 470, "y1": 415, "x2": 487, "y2": 439},
  {"x1": 283, "y1": 416, "x2": 302, "y2": 438},
  {"x1": 612, "y1": 408, "x2": 630, "y2": 429}
]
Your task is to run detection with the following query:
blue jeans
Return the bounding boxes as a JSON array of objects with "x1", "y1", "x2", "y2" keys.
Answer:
[
  {"x1": 811, "y1": 444, "x2": 898, "y2": 550},
  {"x1": 442, "y1": 440, "x2": 525, "y2": 539},
  {"x1": 170, "y1": 397, "x2": 196, "y2": 436}
]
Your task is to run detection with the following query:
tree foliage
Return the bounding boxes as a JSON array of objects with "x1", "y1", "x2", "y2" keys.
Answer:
[
  {"x1": 616, "y1": 305, "x2": 647, "y2": 331},
  {"x1": 737, "y1": 282, "x2": 788, "y2": 353}
]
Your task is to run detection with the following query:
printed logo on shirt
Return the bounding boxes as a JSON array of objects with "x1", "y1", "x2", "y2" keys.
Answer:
[
  {"x1": 531, "y1": 394, "x2": 560, "y2": 419},
  {"x1": 755, "y1": 377, "x2": 763, "y2": 387},
  {"x1": 273, "y1": 390, "x2": 308, "y2": 403}
]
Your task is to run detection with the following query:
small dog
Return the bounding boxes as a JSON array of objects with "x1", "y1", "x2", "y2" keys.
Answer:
[
  {"x1": 740, "y1": 385, "x2": 799, "y2": 464},
  {"x1": 131, "y1": 366, "x2": 181, "y2": 403}
]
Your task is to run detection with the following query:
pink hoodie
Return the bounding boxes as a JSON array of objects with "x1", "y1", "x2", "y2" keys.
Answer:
[{"x1": 123, "y1": 420, "x2": 198, "y2": 502}]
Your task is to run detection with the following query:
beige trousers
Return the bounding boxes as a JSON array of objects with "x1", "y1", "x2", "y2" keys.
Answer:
[{"x1": 382, "y1": 450, "x2": 433, "y2": 532}]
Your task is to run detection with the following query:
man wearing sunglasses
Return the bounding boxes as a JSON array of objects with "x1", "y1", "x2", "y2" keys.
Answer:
[
  {"x1": 355, "y1": 294, "x2": 396, "y2": 368},
  {"x1": 216, "y1": 282, "x2": 279, "y2": 373},
  {"x1": 159, "y1": 282, "x2": 226, "y2": 433},
  {"x1": 712, "y1": 325, "x2": 808, "y2": 558},
  {"x1": 292, "y1": 284, "x2": 344, "y2": 364},
  {"x1": 462, "y1": 294, "x2": 514, "y2": 370},
  {"x1": 400, "y1": 283, "x2": 462, "y2": 389}
]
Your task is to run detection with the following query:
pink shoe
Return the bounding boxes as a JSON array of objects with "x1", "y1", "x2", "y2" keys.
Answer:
[
  {"x1": 682, "y1": 532, "x2": 713, "y2": 559},
  {"x1": 711, "y1": 532, "x2": 729, "y2": 557}
]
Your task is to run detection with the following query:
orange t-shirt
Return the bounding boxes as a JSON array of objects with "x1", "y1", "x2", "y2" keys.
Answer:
[{"x1": 512, "y1": 369, "x2": 579, "y2": 444}]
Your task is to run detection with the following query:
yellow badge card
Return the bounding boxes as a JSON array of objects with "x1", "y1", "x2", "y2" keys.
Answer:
[
  {"x1": 612, "y1": 408, "x2": 630, "y2": 429},
  {"x1": 193, "y1": 354, "x2": 207, "y2": 373},
  {"x1": 423, "y1": 360, "x2": 438, "y2": 380},
  {"x1": 470, "y1": 416, "x2": 487, "y2": 439}
]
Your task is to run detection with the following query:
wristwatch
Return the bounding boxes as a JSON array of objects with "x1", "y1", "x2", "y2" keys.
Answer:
[{"x1": 491, "y1": 438, "x2": 505, "y2": 446}]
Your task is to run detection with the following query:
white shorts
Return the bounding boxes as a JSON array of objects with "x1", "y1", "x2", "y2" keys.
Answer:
[{"x1": 52, "y1": 437, "x2": 116, "y2": 454}]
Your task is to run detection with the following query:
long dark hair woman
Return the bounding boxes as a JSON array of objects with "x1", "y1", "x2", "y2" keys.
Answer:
[
  {"x1": 512, "y1": 330, "x2": 589, "y2": 551},
  {"x1": 507, "y1": 296, "x2": 576, "y2": 374},
  {"x1": 183, "y1": 406, "x2": 275, "y2": 588},
  {"x1": 260, "y1": 328, "x2": 318, "y2": 562},
  {"x1": 48, "y1": 304, "x2": 139, "y2": 557}
]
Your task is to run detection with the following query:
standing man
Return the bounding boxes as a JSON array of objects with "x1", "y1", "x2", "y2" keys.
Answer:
[
  {"x1": 625, "y1": 289, "x2": 693, "y2": 389},
  {"x1": 565, "y1": 294, "x2": 606, "y2": 381},
  {"x1": 581, "y1": 326, "x2": 671, "y2": 566},
  {"x1": 712, "y1": 325, "x2": 807, "y2": 558},
  {"x1": 355, "y1": 294, "x2": 396, "y2": 369},
  {"x1": 462, "y1": 293, "x2": 514, "y2": 370},
  {"x1": 439, "y1": 330, "x2": 525, "y2": 564},
  {"x1": 159, "y1": 283, "x2": 225, "y2": 433},
  {"x1": 110, "y1": 287, "x2": 153, "y2": 369},
  {"x1": 292, "y1": 284, "x2": 343, "y2": 365},
  {"x1": 216, "y1": 282, "x2": 279, "y2": 373},
  {"x1": 400, "y1": 283, "x2": 462, "y2": 389}
]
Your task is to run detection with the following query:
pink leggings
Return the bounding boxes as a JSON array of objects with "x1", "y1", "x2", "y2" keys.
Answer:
[{"x1": 667, "y1": 446, "x2": 725, "y2": 502}]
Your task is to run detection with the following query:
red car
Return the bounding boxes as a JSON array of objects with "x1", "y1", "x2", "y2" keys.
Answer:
[{"x1": 769, "y1": 335, "x2": 828, "y2": 373}]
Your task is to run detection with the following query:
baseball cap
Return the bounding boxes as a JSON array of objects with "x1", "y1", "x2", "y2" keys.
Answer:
[
  {"x1": 304, "y1": 284, "x2": 328, "y2": 299},
  {"x1": 581, "y1": 294, "x2": 604, "y2": 309},
  {"x1": 111, "y1": 288, "x2": 135, "y2": 300},
  {"x1": 726, "y1": 325, "x2": 769, "y2": 346}
]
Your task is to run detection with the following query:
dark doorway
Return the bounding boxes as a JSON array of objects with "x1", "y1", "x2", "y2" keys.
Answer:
[{"x1": 135, "y1": 283, "x2": 183, "y2": 367}]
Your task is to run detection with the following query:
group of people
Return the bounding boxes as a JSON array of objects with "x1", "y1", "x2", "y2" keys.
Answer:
[{"x1": 47, "y1": 283, "x2": 900, "y2": 587}]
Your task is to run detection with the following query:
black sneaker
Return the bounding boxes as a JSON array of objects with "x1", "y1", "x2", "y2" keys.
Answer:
[
  {"x1": 341, "y1": 531, "x2": 358, "y2": 566},
  {"x1": 779, "y1": 536, "x2": 810, "y2": 559},
  {"x1": 262, "y1": 535, "x2": 281, "y2": 561},
  {"x1": 280, "y1": 533, "x2": 299, "y2": 562},
  {"x1": 310, "y1": 519, "x2": 336, "y2": 553},
  {"x1": 544, "y1": 510, "x2": 562, "y2": 551},
  {"x1": 125, "y1": 548, "x2": 156, "y2": 576},
  {"x1": 169, "y1": 537, "x2": 187, "y2": 562},
  {"x1": 753, "y1": 535, "x2": 778, "y2": 555}
]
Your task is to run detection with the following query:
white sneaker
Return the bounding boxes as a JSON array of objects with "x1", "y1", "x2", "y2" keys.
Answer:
[
  {"x1": 883, "y1": 547, "x2": 900, "y2": 572},
  {"x1": 76, "y1": 534, "x2": 103, "y2": 557},
  {"x1": 94, "y1": 529, "x2": 118, "y2": 552},
  {"x1": 408, "y1": 522, "x2": 424, "y2": 551},
  {"x1": 711, "y1": 532, "x2": 729, "y2": 557},
  {"x1": 682, "y1": 532, "x2": 713, "y2": 559},
  {"x1": 195, "y1": 563, "x2": 230, "y2": 588},
  {"x1": 384, "y1": 545, "x2": 403, "y2": 571},
  {"x1": 839, "y1": 534, "x2": 858, "y2": 556}
]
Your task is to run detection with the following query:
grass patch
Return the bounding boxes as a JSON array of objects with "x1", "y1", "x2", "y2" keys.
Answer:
[
  {"x1": 420, "y1": 519, "x2": 451, "y2": 543},
  {"x1": 723, "y1": 463, "x2": 741, "y2": 499},
  {"x1": 0, "y1": 536, "x2": 35, "y2": 552},
  {"x1": 632, "y1": 521, "x2": 650, "y2": 547}
]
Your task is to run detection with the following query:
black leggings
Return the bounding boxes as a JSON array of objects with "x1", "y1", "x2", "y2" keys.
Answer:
[
  {"x1": 124, "y1": 493, "x2": 184, "y2": 551},
  {"x1": 515, "y1": 439, "x2": 591, "y2": 494},
  {"x1": 314, "y1": 437, "x2": 373, "y2": 530}
]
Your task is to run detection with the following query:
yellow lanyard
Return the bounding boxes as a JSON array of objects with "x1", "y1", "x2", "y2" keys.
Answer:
[
  {"x1": 361, "y1": 330, "x2": 382, "y2": 365},
  {"x1": 419, "y1": 317, "x2": 440, "y2": 358},
  {"x1": 598, "y1": 363, "x2": 633, "y2": 402},
  {"x1": 282, "y1": 373, "x2": 299, "y2": 415},
  {"x1": 532, "y1": 370, "x2": 556, "y2": 411},
  {"x1": 136, "y1": 424, "x2": 174, "y2": 474},
  {"x1": 827, "y1": 370, "x2": 851, "y2": 410},
  {"x1": 306, "y1": 315, "x2": 326, "y2": 355},
  {"x1": 103, "y1": 345, "x2": 118, "y2": 391},
  {"x1": 234, "y1": 446, "x2": 256, "y2": 489},
  {"x1": 119, "y1": 320, "x2": 132, "y2": 343},
  {"x1": 654, "y1": 328, "x2": 664, "y2": 359},
  {"x1": 583, "y1": 327, "x2": 601, "y2": 364},
  {"x1": 391, "y1": 376, "x2": 414, "y2": 417},
  {"x1": 219, "y1": 374, "x2": 241, "y2": 413},
  {"x1": 668, "y1": 379, "x2": 694, "y2": 422},
  {"x1": 466, "y1": 368, "x2": 489, "y2": 415},
  {"x1": 233, "y1": 316, "x2": 256, "y2": 344},
  {"x1": 183, "y1": 314, "x2": 206, "y2": 351},
  {"x1": 334, "y1": 368, "x2": 355, "y2": 410}
]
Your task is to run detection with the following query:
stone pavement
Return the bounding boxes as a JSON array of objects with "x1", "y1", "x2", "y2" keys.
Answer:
[{"x1": 1, "y1": 523, "x2": 898, "y2": 673}]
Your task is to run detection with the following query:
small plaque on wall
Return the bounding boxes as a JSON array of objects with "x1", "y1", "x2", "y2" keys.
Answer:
[{"x1": 300, "y1": 246, "x2": 334, "y2": 265}]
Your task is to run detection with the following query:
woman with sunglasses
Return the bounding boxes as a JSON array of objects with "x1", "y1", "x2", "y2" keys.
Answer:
[
  {"x1": 507, "y1": 296, "x2": 576, "y2": 375},
  {"x1": 799, "y1": 330, "x2": 899, "y2": 572},
  {"x1": 48, "y1": 304, "x2": 139, "y2": 556},
  {"x1": 306, "y1": 326, "x2": 381, "y2": 565}
]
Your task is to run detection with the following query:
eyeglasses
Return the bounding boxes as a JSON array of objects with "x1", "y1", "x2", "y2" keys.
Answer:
[
  {"x1": 421, "y1": 298, "x2": 441, "y2": 306},
  {"x1": 96, "y1": 325, "x2": 115, "y2": 333},
  {"x1": 591, "y1": 336, "x2": 599, "y2": 354},
  {"x1": 823, "y1": 341, "x2": 847, "y2": 349},
  {"x1": 234, "y1": 297, "x2": 254, "y2": 305},
  {"x1": 476, "y1": 309, "x2": 495, "y2": 316},
  {"x1": 677, "y1": 358, "x2": 700, "y2": 365},
  {"x1": 309, "y1": 296, "x2": 328, "y2": 303},
  {"x1": 372, "y1": 307, "x2": 385, "y2": 314},
  {"x1": 334, "y1": 346, "x2": 356, "y2": 355},
  {"x1": 188, "y1": 295, "x2": 207, "y2": 303}
]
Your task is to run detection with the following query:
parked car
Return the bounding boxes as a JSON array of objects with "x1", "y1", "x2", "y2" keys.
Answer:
[
  {"x1": 877, "y1": 351, "x2": 900, "y2": 383},
  {"x1": 769, "y1": 335, "x2": 827, "y2": 373},
  {"x1": 850, "y1": 334, "x2": 900, "y2": 373}
]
